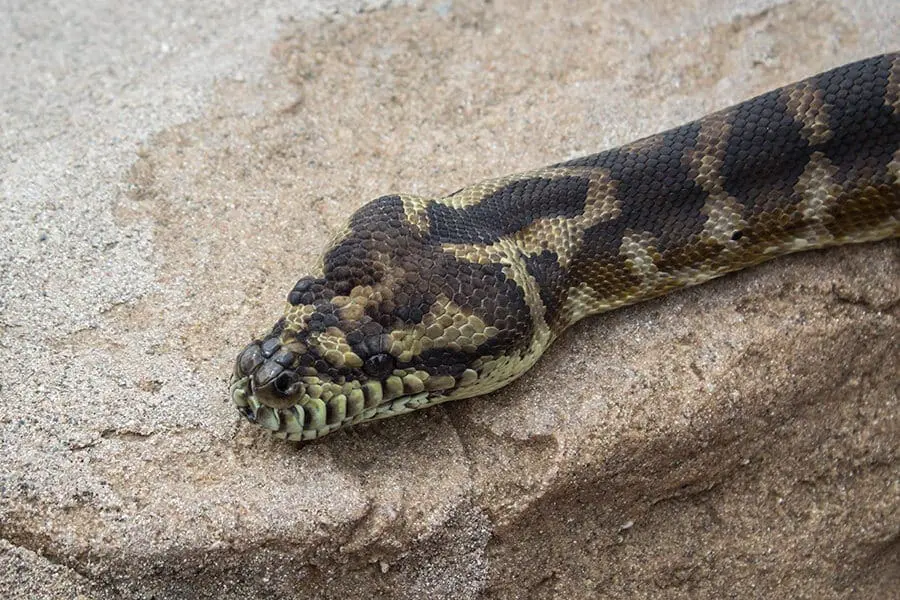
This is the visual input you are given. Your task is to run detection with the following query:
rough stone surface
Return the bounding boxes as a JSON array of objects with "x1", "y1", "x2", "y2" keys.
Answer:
[{"x1": 1, "y1": 0, "x2": 898, "y2": 598}]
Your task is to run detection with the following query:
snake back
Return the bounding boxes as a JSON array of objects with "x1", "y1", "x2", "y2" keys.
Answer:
[{"x1": 231, "y1": 53, "x2": 900, "y2": 441}]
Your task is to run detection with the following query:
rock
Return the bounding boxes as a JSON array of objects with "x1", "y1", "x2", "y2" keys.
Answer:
[{"x1": 1, "y1": 0, "x2": 897, "y2": 598}]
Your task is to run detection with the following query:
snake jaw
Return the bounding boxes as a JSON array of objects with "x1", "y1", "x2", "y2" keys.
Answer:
[
  {"x1": 230, "y1": 370, "x2": 448, "y2": 441},
  {"x1": 232, "y1": 336, "x2": 465, "y2": 440}
]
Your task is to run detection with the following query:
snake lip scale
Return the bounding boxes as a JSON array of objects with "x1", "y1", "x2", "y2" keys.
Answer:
[{"x1": 232, "y1": 53, "x2": 900, "y2": 442}]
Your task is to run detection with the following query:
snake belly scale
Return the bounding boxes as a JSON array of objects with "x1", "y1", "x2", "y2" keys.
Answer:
[{"x1": 231, "y1": 54, "x2": 900, "y2": 442}]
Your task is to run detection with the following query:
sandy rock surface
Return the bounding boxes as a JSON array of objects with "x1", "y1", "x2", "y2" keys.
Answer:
[{"x1": 1, "y1": 0, "x2": 898, "y2": 598}]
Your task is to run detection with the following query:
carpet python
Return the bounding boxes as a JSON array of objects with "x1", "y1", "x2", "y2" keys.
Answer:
[{"x1": 231, "y1": 53, "x2": 900, "y2": 442}]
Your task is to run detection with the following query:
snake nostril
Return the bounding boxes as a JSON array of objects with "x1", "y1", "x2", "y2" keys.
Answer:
[
  {"x1": 273, "y1": 371, "x2": 300, "y2": 396},
  {"x1": 251, "y1": 361, "x2": 302, "y2": 408}
]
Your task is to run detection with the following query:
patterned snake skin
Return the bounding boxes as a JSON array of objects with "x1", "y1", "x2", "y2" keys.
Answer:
[{"x1": 231, "y1": 54, "x2": 900, "y2": 442}]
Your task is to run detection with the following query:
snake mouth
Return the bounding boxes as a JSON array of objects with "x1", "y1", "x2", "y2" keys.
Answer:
[
  {"x1": 230, "y1": 373, "x2": 436, "y2": 441},
  {"x1": 231, "y1": 341, "x2": 443, "y2": 441}
]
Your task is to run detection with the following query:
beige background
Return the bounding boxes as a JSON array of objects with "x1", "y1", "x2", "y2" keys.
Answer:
[{"x1": 1, "y1": 0, "x2": 897, "y2": 598}]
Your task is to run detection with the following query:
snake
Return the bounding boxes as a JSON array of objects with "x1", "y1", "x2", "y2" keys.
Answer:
[{"x1": 230, "y1": 53, "x2": 900, "y2": 442}]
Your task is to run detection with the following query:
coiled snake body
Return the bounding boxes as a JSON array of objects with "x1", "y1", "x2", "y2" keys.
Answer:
[{"x1": 232, "y1": 54, "x2": 900, "y2": 441}]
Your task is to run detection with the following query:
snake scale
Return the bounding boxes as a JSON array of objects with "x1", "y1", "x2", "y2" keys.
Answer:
[{"x1": 231, "y1": 53, "x2": 900, "y2": 442}]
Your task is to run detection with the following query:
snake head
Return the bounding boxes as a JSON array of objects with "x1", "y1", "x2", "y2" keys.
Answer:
[
  {"x1": 231, "y1": 195, "x2": 546, "y2": 441},
  {"x1": 230, "y1": 277, "x2": 481, "y2": 441}
]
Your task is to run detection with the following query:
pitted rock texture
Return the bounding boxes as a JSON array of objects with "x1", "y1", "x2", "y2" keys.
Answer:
[{"x1": 1, "y1": 0, "x2": 897, "y2": 598}]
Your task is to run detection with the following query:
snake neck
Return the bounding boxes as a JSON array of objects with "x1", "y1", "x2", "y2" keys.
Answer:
[{"x1": 529, "y1": 53, "x2": 900, "y2": 330}]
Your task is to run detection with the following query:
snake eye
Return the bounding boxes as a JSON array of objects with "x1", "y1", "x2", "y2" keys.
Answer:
[{"x1": 363, "y1": 353, "x2": 395, "y2": 379}]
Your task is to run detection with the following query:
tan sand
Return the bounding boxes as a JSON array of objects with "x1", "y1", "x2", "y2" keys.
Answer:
[{"x1": 1, "y1": 0, "x2": 897, "y2": 598}]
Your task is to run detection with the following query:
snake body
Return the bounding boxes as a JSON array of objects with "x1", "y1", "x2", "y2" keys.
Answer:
[{"x1": 231, "y1": 54, "x2": 900, "y2": 441}]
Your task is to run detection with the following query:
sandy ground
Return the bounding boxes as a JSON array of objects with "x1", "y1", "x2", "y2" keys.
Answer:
[{"x1": 1, "y1": 0, "x2": 898, "y2": 598}]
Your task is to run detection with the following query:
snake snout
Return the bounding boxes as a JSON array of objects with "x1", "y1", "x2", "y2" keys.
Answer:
[{"x1": 236, "y1": 338, "x2": 303, "y2": 409}]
